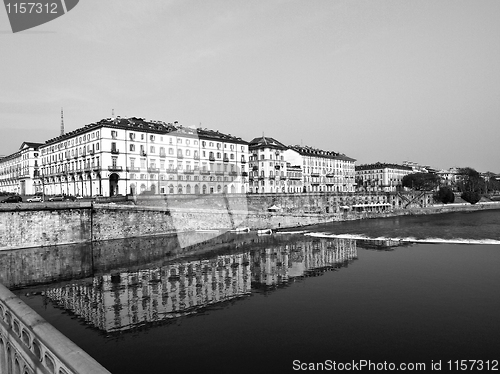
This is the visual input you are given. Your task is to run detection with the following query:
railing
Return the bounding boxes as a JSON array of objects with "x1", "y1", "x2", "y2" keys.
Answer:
[
  {"x1": 110, "y1": 149, "x2": 120, "y2": 154},
  {"x1": 126, "y1": 167, "x2": 140, "y2": 173},
  {"x1": 108, "y1": 166, "x2": 123, "y2": 172},
  {"x1": 0, "y1": 283, "x2": 111, "y2": 374}
]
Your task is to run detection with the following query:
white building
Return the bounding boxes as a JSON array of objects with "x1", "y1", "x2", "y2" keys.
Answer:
[
  {"x1": 0, "y1": 142, "x2": 43, "y2": 195},
  {"x1": 39, "y1": 117, "x2": 249, "y2": 197},
  {"x1": 284, "y1": 145, "x2": 356, "y2": 193},
  {"x1": 248, "y1": 136, "x2": 288, "y2": 193},
  {"x1": 355, "y1": 162, "x2": 413, "y2": 192}
]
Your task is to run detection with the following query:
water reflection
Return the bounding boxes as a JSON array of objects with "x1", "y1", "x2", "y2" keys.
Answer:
[{"x1": 43, "y1": 237, "x2": 357, "y2": 333}]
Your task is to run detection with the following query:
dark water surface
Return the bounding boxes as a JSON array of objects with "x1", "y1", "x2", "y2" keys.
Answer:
[{"x1": 11, "y1": 210, "x2": 500, "y2": 373}]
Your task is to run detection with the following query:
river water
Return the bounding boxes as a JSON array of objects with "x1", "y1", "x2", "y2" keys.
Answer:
[{"x1": 8, "y1": 209, "x2": 500, "y2": 373}]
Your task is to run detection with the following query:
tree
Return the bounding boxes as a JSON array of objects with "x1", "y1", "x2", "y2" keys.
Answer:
[
  {"x1": 435, "y1": 186, "x2": 455, "y2": 204},
  {"x1": 457, "y1": 167, "x2": 485, "y2": 193},
  {"x1": 402, "y1": 173, "x2": 440, "y2": 191},
  {"x1": 461, "y1": 191, "x2": 481, "y2": 204},
  {"x1": 456, "y1": 167, "x2": 485, "y2": 204}
]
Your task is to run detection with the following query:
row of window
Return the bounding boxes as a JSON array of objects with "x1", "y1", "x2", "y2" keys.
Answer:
[
  {"x1": 42, "y1": 131, "x2": 100, "y2": 155},
  {"x1": 113, "y1": 130, "x2": 246, "y2": 152}
]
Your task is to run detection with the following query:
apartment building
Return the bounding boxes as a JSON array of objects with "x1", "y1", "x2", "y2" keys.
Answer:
[
  {"x1": 248, "y1": 136, "x2": 288, "y2": 193},
  {"x1": 355, "y1": 162, "x2": 413, "y2": 192},
  {"x1": 284, "y1": 146, "x2": 356, "y2": 193},
  {"x1": 39, "y1": 117, "x2": 249, "y2": 197},
  {"x1": 0, "y1": 142, "x2": 43, "y2": 195}
]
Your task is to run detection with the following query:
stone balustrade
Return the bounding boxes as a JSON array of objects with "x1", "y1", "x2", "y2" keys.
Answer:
[{"x1": 0, "y1": 283, "x2": 110, "y2": 374}]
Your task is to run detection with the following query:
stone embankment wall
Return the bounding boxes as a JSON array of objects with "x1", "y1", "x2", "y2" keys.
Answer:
[{"x1": 1, "y1": 193, "x2": 499, "y2": 251}]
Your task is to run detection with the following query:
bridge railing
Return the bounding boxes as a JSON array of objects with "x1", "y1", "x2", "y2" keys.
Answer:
[{"x1": 0, "y1": 283, "x2": 110, "y2": 374}]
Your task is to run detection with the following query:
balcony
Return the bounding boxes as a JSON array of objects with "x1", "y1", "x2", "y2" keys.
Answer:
[
  {"x1": 311, "y1": 173, "x2": 320, "y2": 177},
  {"x1": 93, "y1": 166, "x2": 101, "y2": 172},
  {"x1": 209, "y1": 156, "x2": 215, "y2": 162},
  {"x1": 127, "y1": 167, "x2": 140, "y2": 172},
  {"x1": 159, "y1": 153, "x2": 166, "y2": 158},
  {"x1": 177, "y1": 154, "x2": 184, "y2": 159},
  {"x1": 241, "y1": 172, "x2": 248, "y2": 177},
  {"x1": 147, "y1": 168, "x2": 160, "y2": 173},
  {"x1": 275, "y1": 165, "x2": 280, "y2": 170},
  {"x1": 111, "y1": 149, "x2": 120, "y2": 154},
  {"x1": 223, "y1": 158, "x2": 229, "y2": 163},
  {"x1": 108, "y1": 166, "x2": 123, "y2": 172},
  {"x1": 194, "y1": 155, "x2": 200, "y2": 160},
  {"x1": 229, "y1": 171, "x2": 238, "y2": 176},
  {"x1": 252, "y1": 166, "x2": 258, "y2": 171},
  {"x1": 240, "y1": 159, "x2": 246, "y2": 164},
  {"x1": 200, "y1": 170, "x2": 210, "y2": 175},
  {"x1": 184, "y1": 170, "x2": 194, "y2": 175},
  {"x1": 141, "y1": 151, "x2": 147, "y2": 157}
]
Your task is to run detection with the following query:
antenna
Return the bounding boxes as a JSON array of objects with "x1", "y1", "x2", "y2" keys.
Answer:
[
  {"x1": 112, "y1": 109, "x2": 115, "y2": 117},
  {"x1": 60, "y1": 108, "x2": 65, "y2": 135}
]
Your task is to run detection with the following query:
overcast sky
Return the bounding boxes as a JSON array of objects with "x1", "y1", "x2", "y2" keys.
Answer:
[{"x1": 1, "y1": 0, "x2": 499, "y2": 172}]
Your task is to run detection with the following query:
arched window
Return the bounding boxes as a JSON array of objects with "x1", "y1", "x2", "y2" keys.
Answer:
[{"x1": 186, "y1": 184, "x2": 191, "y2": 194}]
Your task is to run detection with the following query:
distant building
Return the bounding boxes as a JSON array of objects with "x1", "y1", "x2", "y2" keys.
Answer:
[
  {"x1": 402, "y1": 161, "x2": 431, "y2": 173},
  {"x1": 248, "y1": 136, "x2": 288, "y2": 193},
  {"x1": 355, "y1": 162, "x2": 413, "y2": 192},
  {"x1": 0, "y1": 142, "x2": 43, "y2": 195},
  {"x1": 286, "y1": 163, "x2": 303, "y2": 193},
  {"x1": 436, "y1": 168, "x2": 460, "y2": 188},
  {"x1": 285, "y1": 145, "x2": 356, "y2": 193},
  {"x1": 39, "y1": 117, "x2": 249, "y2": 197}
]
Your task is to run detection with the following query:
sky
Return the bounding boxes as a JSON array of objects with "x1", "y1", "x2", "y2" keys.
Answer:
[{"x1": 1, "y1": 0, "x2": 499, "y2": 172}]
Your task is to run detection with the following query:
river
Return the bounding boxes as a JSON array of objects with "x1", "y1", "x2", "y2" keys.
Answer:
[{"x1": 8, "y1": 209, "x2": 500, "y2": 373}]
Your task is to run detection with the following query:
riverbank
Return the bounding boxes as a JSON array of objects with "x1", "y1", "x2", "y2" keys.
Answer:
[{"x1": 1, "y1": 198, "x2": 499, "y2": 251}]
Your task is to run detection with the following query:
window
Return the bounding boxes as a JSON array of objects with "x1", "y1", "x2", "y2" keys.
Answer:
[
  {"x1": 111, "y1": 131, "x2": 117, "y2": 139},
  {"x1": 130, "y1": 144, "x2": 135, "y2": 152},
  {"x1": 150, "y1": 146, "x2": 155, "y2": 153}
]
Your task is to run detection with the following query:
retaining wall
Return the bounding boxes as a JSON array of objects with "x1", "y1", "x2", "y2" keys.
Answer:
[{"x1": 1, "y1": 194, "x2": 499, "y2": 251}]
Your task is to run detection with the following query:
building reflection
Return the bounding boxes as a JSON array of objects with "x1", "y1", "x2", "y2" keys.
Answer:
[{"x1": 45, "y1": 238, "x2": 357, "y2": 333}]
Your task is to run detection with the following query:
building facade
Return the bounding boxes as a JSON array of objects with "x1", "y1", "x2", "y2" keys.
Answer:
[
  {"x1": 355, "y1": 162, "x2": 413, "y2": 192},
  {"x1": 248, "y1": 137, "x2": 288, "y2": 193},
  {"x1": 0, "y1": 142, "x2": 42, "y2": 195},
  {"x1": 284, "y1": 146, "x2": 356, "y2": 193},
  {"x1": 39, "y1": 117, "x2": 249, "y2": 197}
]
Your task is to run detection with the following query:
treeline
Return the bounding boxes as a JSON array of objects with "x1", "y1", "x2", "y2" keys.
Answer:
[{"x1": 402, "y1": 168, "x2": 500, "y2": 205}]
